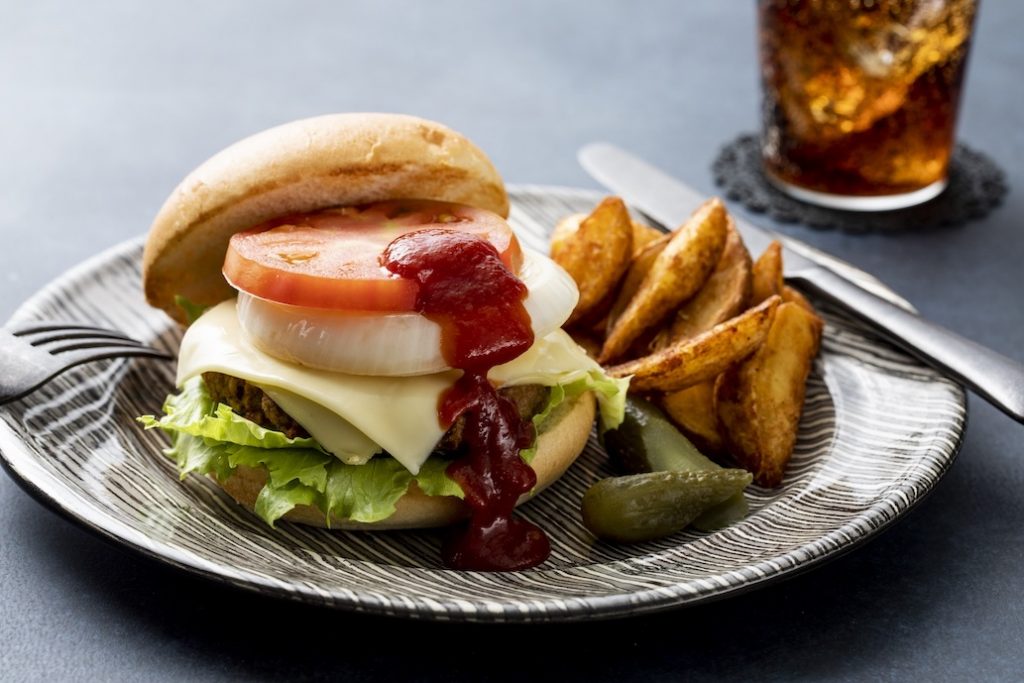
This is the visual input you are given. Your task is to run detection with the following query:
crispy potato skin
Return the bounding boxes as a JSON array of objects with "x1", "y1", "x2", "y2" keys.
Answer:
[
  {"x1": 750, "y1": 241, "x2": 784, "y2": 306},
  {"x1": 655, "y1": 217, "x2": 752, "y2": 350},
  {"x1": 604, "y1": 233, "x2": 670, "y2": 331},
  {"x1": 631, "y1": 220, "x2": 664, "y2": 256},
  {"x1": 600, "y1": 198, "x2": 728, "y2": 363},
  {"x1": 607, "y1": 295, "x2": 780, "y2": 393},
  {"x1": 550, "y1": 212, "x2": 585, "y2": 251},
  {"x1": 652, "y1": 219, "x2": 753, "y2": 456},
  {"x1": 658, "y1": 382, "x2": 725, "y2": 455},
  {"x1": 715, "y1": 302, "x2": 824, "y2": 487},
  {"x1": 551, "y1": 198, "x2": 634, "y2": 325},
  {"x1": 781, "y1": 284, "x2": 815, "y2": 313}
]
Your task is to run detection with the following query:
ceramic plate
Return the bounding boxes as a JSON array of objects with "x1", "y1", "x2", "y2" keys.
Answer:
[{"x1": 0, "y1": 187, "x2": 966, "y2": 622}]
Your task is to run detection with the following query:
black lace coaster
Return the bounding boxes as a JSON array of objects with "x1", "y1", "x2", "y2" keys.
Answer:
[{"x1": 712, "y1": 133, "x2": 1007, "y2": 233}]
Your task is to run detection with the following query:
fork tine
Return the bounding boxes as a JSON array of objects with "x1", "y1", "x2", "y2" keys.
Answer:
[
  {"x1": 8, "y1": 322, "x2": 138, "y2": 339},
  {"x1": 47, "y1": 339, "x2": 147, "y2": 354},
  {"x1": 57, "y1": 347, "x2": 174, "y2": 368},
  {"x1": 0, "y1": 346, "x2": 173, "y2": 403},
  {"x1": 0, "y1": 326, "x2": 173, "y2": 405},
  {"x1": 26, "y1": 330, "x2": 141, "y2": 347}
]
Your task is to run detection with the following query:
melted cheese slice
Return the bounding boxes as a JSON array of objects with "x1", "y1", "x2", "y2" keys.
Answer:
[
  {"x1": 262, "y1": 387, "x2": 380, "y2": 465},
  {"x1": 176, "y1": 300, "x2": 600, "y2": 474}
]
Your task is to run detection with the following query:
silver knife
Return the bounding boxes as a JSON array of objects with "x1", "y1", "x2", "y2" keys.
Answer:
[{"x1": 579, "y1": 142, "x2": 1024, "y2": 424}]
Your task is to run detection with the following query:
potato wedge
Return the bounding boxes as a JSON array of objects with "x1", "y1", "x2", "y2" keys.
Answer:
[
  {"x1": 550, "y1": 212, "x2": 584, "y2": 253},
  {"x1": 603, "y1": 232, "x2": 670, "y2": 333},
  {"x1": 631, "y1": 220, "x2": 664, "y2": 256},
  {"x1": 550, "y1": 197, "x2": 633, "y2": 325},
  {"x1": 781, "y1": 284, "x2": 815, "y2": 313},
  {"x1": 653, "y1": 217, "x2": 752, "y2": 350},
  {"x1": 582, "y1": 232, "x2": 670, "y2": 335},
  {"x1": 658, "y1": 382, "x2": 725, "y2": 455},
  {"x1": 715, "y1": 302, "x2": 824, "y2": 487},
  {"x1": 600, "y1": 198, "x2": 728, "y2": 363},
  {"x1": 606, "y1": 295, "x2": 780, "y2": 392},
  {"x1": 750, "y1": 241, "x2": 784, "y2": 306}
]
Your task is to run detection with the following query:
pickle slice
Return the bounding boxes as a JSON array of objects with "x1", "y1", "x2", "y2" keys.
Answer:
[
  {"x1": 602, "y1": 397, "x2": 716, "y2": 474},
  {"x1": 581, "y1": 469, "x2": 753, "y2": 543},
  {"x1": 598, "y1": 396, "x2": 751, "y2": 535}
]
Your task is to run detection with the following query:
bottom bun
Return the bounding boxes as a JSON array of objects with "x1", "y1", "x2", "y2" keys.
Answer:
[{"x1": 218, "y1": 391, "x2": 596, "y2": 530}]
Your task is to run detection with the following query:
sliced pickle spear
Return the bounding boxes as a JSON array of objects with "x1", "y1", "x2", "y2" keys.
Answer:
[
  {"x1": 692, "y1": 491, "x2": 749, "y2": 532},
  {"x1": 602, "y1": 396, "x2": 716, "y2": 474},
  {"x1": 582, "y1": 470, "x2": 753, "y2": 543}
]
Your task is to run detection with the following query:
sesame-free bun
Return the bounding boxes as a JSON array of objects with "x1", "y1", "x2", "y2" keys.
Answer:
[
  {"x1": 143, "y1": 113, "x2": 510, "y2": 324},
  {"x1": 218, "y1": 392, "x2": 595, "y2": 530}
]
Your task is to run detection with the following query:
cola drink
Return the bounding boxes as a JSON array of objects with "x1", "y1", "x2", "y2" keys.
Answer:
[{"x1": 759, "y1": 0, "x2": 977, "y2": 209}]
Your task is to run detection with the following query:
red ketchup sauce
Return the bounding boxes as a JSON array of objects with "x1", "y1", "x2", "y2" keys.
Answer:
[{"x1": 382, "y1": 228, "x2": 550, "y2": 571}]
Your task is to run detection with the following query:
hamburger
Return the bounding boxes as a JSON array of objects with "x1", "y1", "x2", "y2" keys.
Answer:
[{"x1": 139, "y1": 113, "x2": 626, "y2": 571}]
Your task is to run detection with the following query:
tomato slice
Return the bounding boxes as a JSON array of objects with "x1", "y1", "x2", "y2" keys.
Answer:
[{"x1": 223, "y1": 200, "x2": 523, "y2": 312}]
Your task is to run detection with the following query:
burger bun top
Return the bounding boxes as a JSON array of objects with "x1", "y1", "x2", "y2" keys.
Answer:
[{"x1": 142, "y1": 113, "x2": 509, "y2": 324}]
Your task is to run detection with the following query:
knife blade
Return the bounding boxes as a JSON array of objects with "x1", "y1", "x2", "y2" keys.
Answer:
[{"x1": 578, "y1": 142, "x2": 1024, "y2": 424}]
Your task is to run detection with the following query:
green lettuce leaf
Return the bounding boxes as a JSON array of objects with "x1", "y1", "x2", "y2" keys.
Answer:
[
  {"x1": 140, "y1": 380, "x2": 320, "y2": 452},
  {"x1": 138, "y1": 377, "x2": 421, "y2": 526},
  {"x1": 254, "y1": 480, "x2": 320, "y2": 526},
  {"x1": 138, "y1": 367, "x2": 628, "y2": 527},
  {"x1": 325, "y1": 459, "x2": 413, "y2": 524},
  {"x1": 590, "y1": 371, "x2": 630, "y2": 432},
  {"x1": 414, "y1": 458, "x2": 465, "y2": 498},
  {"x1": 174, "y1": 294, "x2": 209, "y2": 325},
  {"x1": 170, "y1": 434, "x2": 234, "y2": 482},
  {"x1": 519, "y1": 369, "x2": 629, "y2": 462},
  {"x1": 228, "y1": 444, "x2": 331, "y2": 490}
]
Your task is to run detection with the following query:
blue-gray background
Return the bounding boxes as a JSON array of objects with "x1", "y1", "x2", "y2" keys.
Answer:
[{"x1": 1, "y1": 2, "x2": 1021, "y2": 680}]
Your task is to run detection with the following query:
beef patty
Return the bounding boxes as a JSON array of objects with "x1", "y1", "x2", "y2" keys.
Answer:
[{"x1": 201, "y1": 372, "x2": 549, "y2": 455}]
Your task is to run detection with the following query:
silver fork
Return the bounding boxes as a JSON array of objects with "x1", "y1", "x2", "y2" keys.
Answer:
[{"x1": 0, "y1": 321, "x2": 173, "y2": 404}]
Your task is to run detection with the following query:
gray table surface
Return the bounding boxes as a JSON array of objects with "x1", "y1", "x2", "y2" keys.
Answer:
[{"x1": 2, "y1": 1, "x2": 1021, "y2": 681}]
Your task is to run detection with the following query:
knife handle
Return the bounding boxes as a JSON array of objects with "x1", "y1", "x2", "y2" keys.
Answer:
[{"x1": 798, "y1": 266, "x2": 1024, "y2": 424}]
